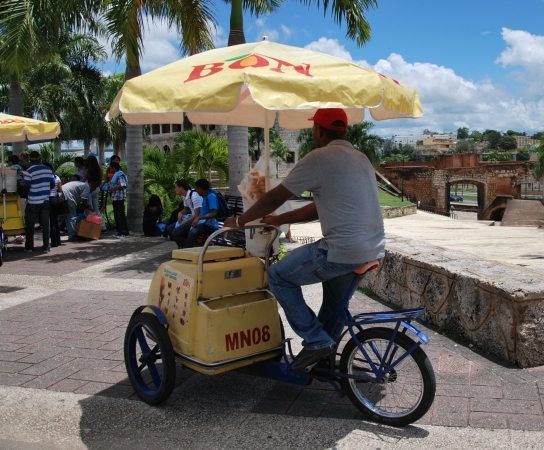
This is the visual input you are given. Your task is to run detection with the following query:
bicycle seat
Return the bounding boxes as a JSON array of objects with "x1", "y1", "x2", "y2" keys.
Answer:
[{"x1": 354, "y1": 259, "x2": 379, "y2": 274}]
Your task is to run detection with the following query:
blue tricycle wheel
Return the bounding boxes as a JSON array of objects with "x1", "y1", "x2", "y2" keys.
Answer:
[{"x1": 124, "y1": 312, "x2": 176, "y2": 405}]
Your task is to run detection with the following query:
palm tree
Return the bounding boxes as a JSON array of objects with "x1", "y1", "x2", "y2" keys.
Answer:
[
  {"x1": 533, "y1": 138, "x2": 544, "y2": 182},
  {"x1": 248, "y1": 126, "x2": 280, "y2": 160},
  {"x1": 270, "y1": 137, "x2": 291, "y2": 178},
  {"x1": 226, "y1": 0, "x2": 378, "y2": 192},
  {"x1": 97, "y1": 74, "x2": 127, "y2": 164},
  {"x1": 172, "y1": 129, "x2": 229, "y2": 184},
  {"x1": 346, "y1": 122, "x2": 383, "y2": 166},
  {"x1": 103, "y1": 0, "x2": 216, "y2": 231},
  {"x1": 297, "y1": 121, "x2": 382, "y2": 164},
  {"x1": 0, "y1": 0, "x2": 101, "y2": 155}
]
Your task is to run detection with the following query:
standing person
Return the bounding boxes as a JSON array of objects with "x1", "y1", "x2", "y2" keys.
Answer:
[
  {"x1": 19, "y1": 151, "x2": 31, "y2": 170},
  {"x1": 224, "y1": 109, "x2": 386, "y2": 371},
  {"x1": 169, "y1": 180, "x2": 202, "y2": 241},
  {"x1": 82, "y1": 155, "x2": 102, "y2": 214},
  {"x1": 108, "y1": 161, "x2": 130, "y2": 238},
  {"x1": 174, "y1": 178, "x2": 218, "y2": 249},
  {"x1": 22, "y1": 151, "x2": 55, "y2": 253},
  {"x1": 43, "y1": 163, "x2": 62, "y2": 247},
  {"x1": 74, "y1": 157, "x2": 85, "y2": 180},
  {"x1": 142, "y1": 195, "x2": 164, "y2": 236},
  {"x1": 60, "y1": 181, "x2": 93, "y2": 241}
]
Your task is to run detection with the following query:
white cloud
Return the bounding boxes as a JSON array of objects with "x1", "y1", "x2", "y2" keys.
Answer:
[
  {"x1": 212, "y1": 23, "x2": 227, "y2": 48},
  {"x1": 250, "y1": 16, "x2": 292, "y2": 43},
  {"x1": 139, "y1": 21, "x2": 182, "y2": 71},
  {"x1": 495, "y1": 28, "x2": 544, "y2": 78},
  {"x1": 304, "y1": 33, "x2": 544, "y2": 136},
  {"x1": 304, "y1": 37, "x2": 352, "y2": 61}
]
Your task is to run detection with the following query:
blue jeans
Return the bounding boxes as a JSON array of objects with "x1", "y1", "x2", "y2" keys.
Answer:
[
  {"x1": 267, "y1": 240, "x2": 362, "y2": 350},
  {"x1": 24, "y1": 201, "x2": 50, "y2": 250},
  {"x1": 66, "y1": 202, "x2": 78, "y2": 238}
]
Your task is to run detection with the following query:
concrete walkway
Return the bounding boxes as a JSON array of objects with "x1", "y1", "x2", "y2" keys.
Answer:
[{"x1": 1, "y1": 216, "x2": 544, "y2": 449}]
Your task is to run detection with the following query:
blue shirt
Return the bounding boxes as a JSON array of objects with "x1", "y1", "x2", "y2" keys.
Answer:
[
  {"x1": 23, "y1": 163, "x2": 55, "y2": 205},
  {"x1": 199, "y1": 191, "x2": 218, "y2": 229},
  {"x1": 110, "y1": 171, "x2": 127, "y2": 201}
]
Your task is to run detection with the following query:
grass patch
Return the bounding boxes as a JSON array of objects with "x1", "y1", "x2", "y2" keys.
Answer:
[
  {"x1": 378, "y1": 191, "x2": 413, "y2": 208},
  {"x1": 358, "y1": 287, "x2": 376, "y2": 297}
]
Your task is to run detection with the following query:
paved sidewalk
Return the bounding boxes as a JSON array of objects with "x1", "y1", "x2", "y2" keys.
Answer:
[{"x1": 0, "y1": 230, "x2": 544, "y2": 448}]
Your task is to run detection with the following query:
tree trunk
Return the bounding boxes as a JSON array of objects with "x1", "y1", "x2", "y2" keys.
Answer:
[
  {"x1": 9, "y1": 79, "x2": 26, "y2": 156},
  {"x1": 227, "y1": 0, "x2": 249, "y2": 196},
  {"x1": 84, "y1": 140, "x2": 90, "y2": 158},
  {"x1": 125, "y1": 62, "x2": 144, "y2": 232},
  {"x1": 54, "y1": 138, "x2": 61, "y2": 156},
  {"x1": 98, "y1": 142, "x2": 105, "y2": 165}
]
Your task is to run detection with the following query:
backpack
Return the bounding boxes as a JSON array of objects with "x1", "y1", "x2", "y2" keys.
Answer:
[{"x1": 208, "y1": 189, "x2": 230, "y2": 220}]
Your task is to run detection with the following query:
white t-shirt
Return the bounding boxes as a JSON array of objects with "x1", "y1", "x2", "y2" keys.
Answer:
[
  {"x1": 184, "y1": 189, "x2": 203, "y2": 214},
  {"x1": 282, "y1": 140, "x2": 385, "y2": 264}
]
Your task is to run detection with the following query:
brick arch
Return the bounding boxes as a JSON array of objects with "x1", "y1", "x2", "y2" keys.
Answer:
[{"x1": 446, "y1": 179, "x2": 486, "y2": 214}]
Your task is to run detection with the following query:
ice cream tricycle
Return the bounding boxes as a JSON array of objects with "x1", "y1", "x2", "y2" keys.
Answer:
[{"x1": 124, "y1": 225, "x2": 436, "y2": 426}]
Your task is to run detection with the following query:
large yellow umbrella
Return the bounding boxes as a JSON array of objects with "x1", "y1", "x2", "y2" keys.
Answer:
[
  {"x1": 107, "y1": 40, "x2": 422, "y2": 183},
  {"x1": 0, "y1": 113, "x2": 60, "y2": 221}
]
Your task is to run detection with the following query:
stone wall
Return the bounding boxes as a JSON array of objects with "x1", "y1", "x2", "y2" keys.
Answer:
[
  {"x1": 360, "y1": 235, "x2": 544, "y2": 368},
  {"x1": 382, "y1": 205, "x2": 417, "y2": 218}
]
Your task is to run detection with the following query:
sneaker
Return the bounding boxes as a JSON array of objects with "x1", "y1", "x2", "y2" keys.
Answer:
[
  {"x1": 114, "y1": 235, "x2": 123, "y2": 239},
  {"x1": 15, "y1": 236, "x2": 24, "y2": 244},
  {"x1": 67, "y1": 236, "x2": 78, "y2": 242},
  {"x1": 24, "y1": 248, "x2": 33, "y2": 253},
  {"x1": 291, "y1": 344, "x2": 337, "y2": 372},
  {"x1": 122, "y1": 234, "x2": 132, "y2": 238},
  {"x1": 42, "y1": 246, "x2": 51, "y2": 253}
]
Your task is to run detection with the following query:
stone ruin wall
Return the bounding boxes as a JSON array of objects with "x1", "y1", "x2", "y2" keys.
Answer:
[{"x1": 360, "y1": 240, "x2": 544, "y2": 368}]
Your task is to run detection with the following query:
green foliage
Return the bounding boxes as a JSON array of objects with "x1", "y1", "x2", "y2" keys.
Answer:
[
  {"x1": 172, "y1": 129, "x2": 229, "y2": 184},
  {"x1": 457, "y1": 127, "x2": 469, "y2": 139},
  {"x1": 456, "y1": 139, "x2": 477, "y2": 153},
  {"x1": 483, "y1": 130, "x2": 501, "y2": 148},
  {"x1": 142, "y1": 145, "x2": 185, "y2": 217},
  {"x1": 37, "y1": 143, "x2": 76, "y2": 172},
  {"x1": 517, "y1": 147, "x2": 530, "y2": 161},
  {"x1": 297, "y1": 128, "x2": 315, "y2": 160},
  {"x1": 506, "y1": 130, "x2": 525, "y2": 136},
  {"x1": 297, "y1": 121, "x2": 383, "y2": 165},
  {"x1": 498, "y1": 135, "x2": 517, "y2": 151},
  {"x1": 248, "y1": 127, "x2": 280, "y2": 160},
  {"x1": 483, "y1": 149, "x2": 512, "y2": 162},
  {"x1": 533, "y1": 139, "x2": 544, "y2": 180},
  {"x1": 270, "y1": 138, "x2": 292, "y2": 177},
  {"x1": 532, "y1": 132, "x2": 544, "y2": 141},
  {"x1": 469, "y1": 130, "x2": 483, "y2": 141}
]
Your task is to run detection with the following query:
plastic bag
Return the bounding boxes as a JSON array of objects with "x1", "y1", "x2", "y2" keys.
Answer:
[
  {"x1": 237, "y1": 156, "x2": 280, "y2": 211},
  {"x1": 85, "y1": 211, "x2": 103, "y2": 226}
]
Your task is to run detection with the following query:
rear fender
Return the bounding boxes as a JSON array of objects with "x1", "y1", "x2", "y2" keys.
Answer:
[{"x1": 131, "y1": 305, "x2": 168, "y2": 327}]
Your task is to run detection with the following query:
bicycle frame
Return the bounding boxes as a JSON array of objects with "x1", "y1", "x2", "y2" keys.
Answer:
[{"x1": 251, "y1": 270, "x2": 431, "y2": 390}]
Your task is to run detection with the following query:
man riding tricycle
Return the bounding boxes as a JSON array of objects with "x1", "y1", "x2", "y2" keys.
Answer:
[{"x1": 123, "y1": 109, "x2": 436, "y2": 427}]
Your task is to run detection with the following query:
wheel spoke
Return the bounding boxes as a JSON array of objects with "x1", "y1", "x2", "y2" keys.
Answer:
[
  {"x1": 134, "y1": 326, "x2": 152, "y2": 354},
  {"x1": 147, "y1": 361, "x2": 162, "y2": 389}
]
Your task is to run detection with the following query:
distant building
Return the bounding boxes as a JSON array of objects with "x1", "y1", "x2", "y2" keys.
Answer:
[
  {"x1": 512, "y1": 135, "x2": 540, "y2": 148},
  {"x1": 393, "y1": 132, "x2": 455, "y2": 146}
]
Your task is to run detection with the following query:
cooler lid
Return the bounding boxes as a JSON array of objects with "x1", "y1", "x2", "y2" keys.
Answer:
[{"x1": 172, "y1": 246, "x2": 246, "y2": 263}]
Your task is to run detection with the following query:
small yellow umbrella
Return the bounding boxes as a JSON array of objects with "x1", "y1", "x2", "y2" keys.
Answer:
[
  {"x1": 0, "y1": 113, "x2": 60, "y2": 222},
  {"x1": 107, "y1": 40, "x2": 422, "y2": 183}
]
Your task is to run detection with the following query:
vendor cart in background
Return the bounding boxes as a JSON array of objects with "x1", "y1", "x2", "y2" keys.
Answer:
[{"x1": 0, "y1": 113, "x2": 60, "y2": 260}]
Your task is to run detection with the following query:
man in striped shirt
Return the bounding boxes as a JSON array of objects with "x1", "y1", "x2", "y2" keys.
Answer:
[{"x1": 23, "y1": 151, "x2": 55, "y2": 253}]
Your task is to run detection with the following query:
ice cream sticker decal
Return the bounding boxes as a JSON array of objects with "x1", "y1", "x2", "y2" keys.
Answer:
[
  {"x1": 184, "y1": 53, "x2": 313, "y2": 83},
  {"x1": 158, "y1": 265, "x2": 193, "y2": 326}
]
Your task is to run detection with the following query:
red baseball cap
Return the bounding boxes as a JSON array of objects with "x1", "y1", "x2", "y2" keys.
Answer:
[{"x1": 308, "y1": 108, "x2": 348, "y2": 131}]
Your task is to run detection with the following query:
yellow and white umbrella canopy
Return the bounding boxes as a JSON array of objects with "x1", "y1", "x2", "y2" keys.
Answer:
[
  {"x1": 107, "y1": 40, "x2": 422, "y2": 128},
  {"x1": 0, "y1": 113, "x2": 60, "y2": 142},
  {"x1": 0, "y1": 113, "x2": 60, "y2": 221}
]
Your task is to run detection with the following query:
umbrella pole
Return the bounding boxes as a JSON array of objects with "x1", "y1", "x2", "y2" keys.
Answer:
[
  {"x1": 264, "y1": 111, "x2": 270, "y2": 191},
  {"x1": 1, "y1": 140, "x2": 6, "y2": 224}
]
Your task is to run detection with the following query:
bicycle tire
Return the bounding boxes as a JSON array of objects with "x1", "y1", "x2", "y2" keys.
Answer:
[
  {"x1": 124, "y1": 312, "x2": 176, "y2": 405},
  {"x1": 340, "y1": 327, "x2": 435, "y2": 426}
]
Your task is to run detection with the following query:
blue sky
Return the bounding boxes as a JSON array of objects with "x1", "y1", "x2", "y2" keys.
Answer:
[{"x1": 101, "y1": 0, "x2": 544, "y2": 138}]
